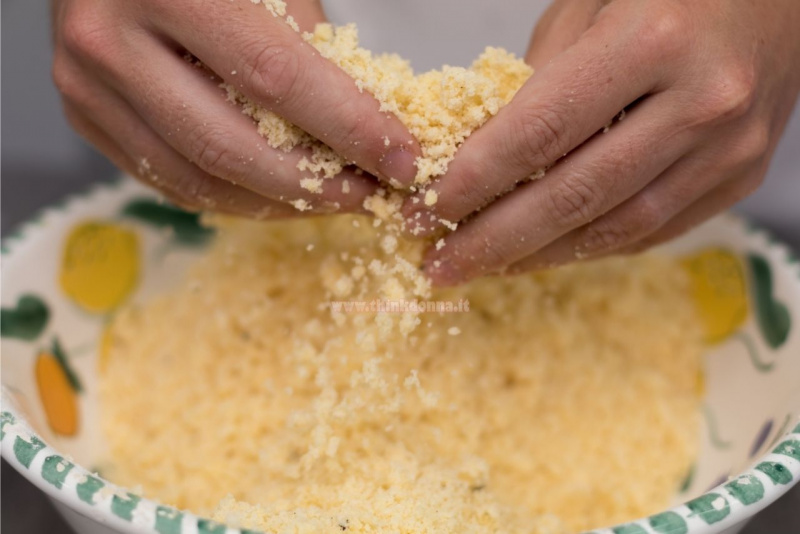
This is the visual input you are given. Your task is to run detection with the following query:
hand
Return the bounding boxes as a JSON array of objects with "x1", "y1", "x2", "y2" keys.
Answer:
[
  {"x1": 52, "y1": 0, "x2": 419, "y2": 218},
  {"x1": 404, "y1": 0, "x2": 800, "y2": 285}
]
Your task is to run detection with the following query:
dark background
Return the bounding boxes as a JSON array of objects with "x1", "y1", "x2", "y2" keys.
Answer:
[{"x1": 2, "y1": 0, "x2": 798, "y2": 532}]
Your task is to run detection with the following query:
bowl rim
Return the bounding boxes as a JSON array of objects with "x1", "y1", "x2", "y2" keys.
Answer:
[{"x1": 2, "y1": 177, "x2": 799, "y2": 534}]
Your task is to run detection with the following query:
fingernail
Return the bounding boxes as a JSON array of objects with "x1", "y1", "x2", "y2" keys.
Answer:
[{"x1": 377, "y1": 147, "x2": 417, "y2": 187}]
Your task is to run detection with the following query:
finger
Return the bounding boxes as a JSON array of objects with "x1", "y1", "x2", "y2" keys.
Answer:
[
  {"x1": 505, "y1": 123, "x2": 771, "y2": 271},
  {"x1": 62, "y1": 70, "x2": 314, "y2": 218},
  {"x1": 504, "y1": 165, "x2": 731, "y2": 273},
  {"x1": 146, "y1": 0, "x2": 421, "y2": 186},
  {"x1": 404, "y1": 1, "x2": 683, "y2": 234},
  {"x1": 525, "y1": 0, "x2": 601, "y2": 70},
  {"x1": 86, "y1": 35, "x2": 378, "y2": 212},
  {"x1": 62, "y1": 102, "x2": 132, "y2": 172},
  {"x1": 420, "y1": 92, "x2": 700, "y2": 286},
  {"x1": 61, "y1": 102, "x2": 217, "y2": 214},
  {"x1": 615, "y1": 171, "x2": 767, "y2": 256}
]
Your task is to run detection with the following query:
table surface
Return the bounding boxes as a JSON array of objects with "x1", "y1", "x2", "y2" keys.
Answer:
[{"x1": 1, "y1": 165, "x2": 799, "y2": 533}]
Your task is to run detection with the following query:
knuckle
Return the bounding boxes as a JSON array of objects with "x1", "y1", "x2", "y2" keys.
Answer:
[
  {"x1": 243, "y1": 39, "x2": 302, "y2": 103},
  {"x1": 705, "y1": 65, "x2": 757, "y2": 121},
  {"x1": 187, "y1": 126, "x2": 237, "y2": 176},
  {"x1": 545, "y1": 173, "x2": 606, "y2": 226},
  {"x1": 582, "y1": 199, "x2": 665, "y2": 254},
  {"x1": 463, "y1": 223, "x2": 524, "y2": 275},
  {"x1": 511, "y1": 106, "x2": 568, "y2": 169},
  {"x1": 635, "y1": 5, "x2": 690, "y2": 62},
  {"x1": 633, "y1": 195, "x2": 668, "y2": 232},
  {"x1": 439, "y1": 166, "x2": 492, "y2": 220},
  {"x1": 60, "y1": 8, "x2": 113, "y2": 62},
  {"x1": 332, "y1": 110, "x2": 369, "y2": 156},
  {"x1": 481, "y1": 239, "x2": 518, "y2": 273},
  {"x1": 581, "y1": 221, "x2": 633, "y2": 253}
]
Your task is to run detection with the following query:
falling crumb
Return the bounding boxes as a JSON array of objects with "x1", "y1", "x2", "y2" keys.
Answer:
[
  {"x1": 435, "y1": 238, "x2": 446, "y2": 251},
  {"x1": 424, "y1": 190, "x2": 439, "y2": 207},
  {"x1": 291, "y1": 199, "x2": 311, "y2": 212},
  {"x1": 447, "y1": 327, "x2": 461, "y2": 336},
  {"x1": 439, "y1": 219, "x2": 458, "y2": 232},
  {"x1": 285, "y1": 15, "x2": 299, "y2": 32},
  {"x1": 300, "y1": 178, "x2": 324, "y2": 194},
  {"x1": 381, "y1": 235, "x2": 398, "y2": 255}
]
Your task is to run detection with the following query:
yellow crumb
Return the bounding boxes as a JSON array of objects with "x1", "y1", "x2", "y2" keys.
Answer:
[
  {"x1": 300, "y1": 177, "x2": 324, "y2": 194},
  {"x1": 424, "y1": 190, "x2": 439, "y2": 207},
  {"x1": 439, "y1": 218, "x2": 458, "y2": 231},
  {"x1": 291, "y1": 199, "x2": 311, "y2": 211}
]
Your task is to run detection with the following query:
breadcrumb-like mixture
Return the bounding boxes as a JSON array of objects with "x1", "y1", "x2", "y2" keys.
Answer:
[
  {"x1": 101, "y1": 217, "x2": 702, "y2": 534},
  {"x1": 227, "y1": 3, "x2": 533, "y2": 186}
]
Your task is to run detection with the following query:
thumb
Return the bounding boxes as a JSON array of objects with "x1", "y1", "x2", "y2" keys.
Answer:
[
  {"x1": 286, "y1": 0, "x2": 328, "y2": 32},
  {"x1": 525, "y1": 0, "x2": 603, "y2": 70}
]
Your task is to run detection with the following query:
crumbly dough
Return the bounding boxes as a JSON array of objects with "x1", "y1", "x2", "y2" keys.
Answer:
[
  {"x1": 101, "y1": 217, "x2": 702, "y2": 534},
  {"x1": 227, "y1": 4, "x2": 533, "y2": 187}
]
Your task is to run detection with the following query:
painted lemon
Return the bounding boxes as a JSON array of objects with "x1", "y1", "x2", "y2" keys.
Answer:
[
  {"x1": 682, "y1": 249, "x2": 748, "y2": 344},
  {"x1": 35, "y1": 349, "x2": 79, "y2": 436},
  {"x1": 60, "y1": 222, "x2": 139, "y2": 313}
]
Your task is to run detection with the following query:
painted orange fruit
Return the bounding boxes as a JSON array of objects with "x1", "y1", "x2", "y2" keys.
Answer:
[{"x1": 35, "y1": 350, "x2": 79, "y2": 436}]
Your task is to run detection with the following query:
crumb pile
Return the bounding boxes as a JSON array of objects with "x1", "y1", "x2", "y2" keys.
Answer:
[
  {"x1": 101, "y1": 217, "x2": 702, "y2": 534},
  {"x1": 226, "y1": 4, "x2": 533, "y2": 188}
]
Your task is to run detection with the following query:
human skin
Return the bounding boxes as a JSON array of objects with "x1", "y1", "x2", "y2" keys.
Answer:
[
  {"x1": 50, "y1": 0, "x2": 419, "y2": 218},
  {"x1": 405, "y1": 0, "x2": 800, "y2": 286}
]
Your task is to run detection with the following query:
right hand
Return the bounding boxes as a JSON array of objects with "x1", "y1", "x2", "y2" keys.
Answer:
[{"x1": 51, "y1": 0, "x2": 420, "y2": 218}]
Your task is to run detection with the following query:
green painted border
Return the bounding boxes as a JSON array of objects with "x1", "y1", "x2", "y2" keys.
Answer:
[{"x1": 2, "y1": 404, "x2": 798, "y2": 534}]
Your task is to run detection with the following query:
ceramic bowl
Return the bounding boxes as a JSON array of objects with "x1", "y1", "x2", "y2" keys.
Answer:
[{"x1": 2, "y1": 178, "x2": 799, "y2": 534}]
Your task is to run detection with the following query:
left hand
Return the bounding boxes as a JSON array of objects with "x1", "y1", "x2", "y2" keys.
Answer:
[{"x1": 403, "y1": 0, "x2": 800, "y2": 286}]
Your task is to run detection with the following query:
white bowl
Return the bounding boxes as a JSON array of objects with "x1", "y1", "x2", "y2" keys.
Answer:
[{"x1": 2, "y1": 178, "x2": 799, "y2": 534}]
